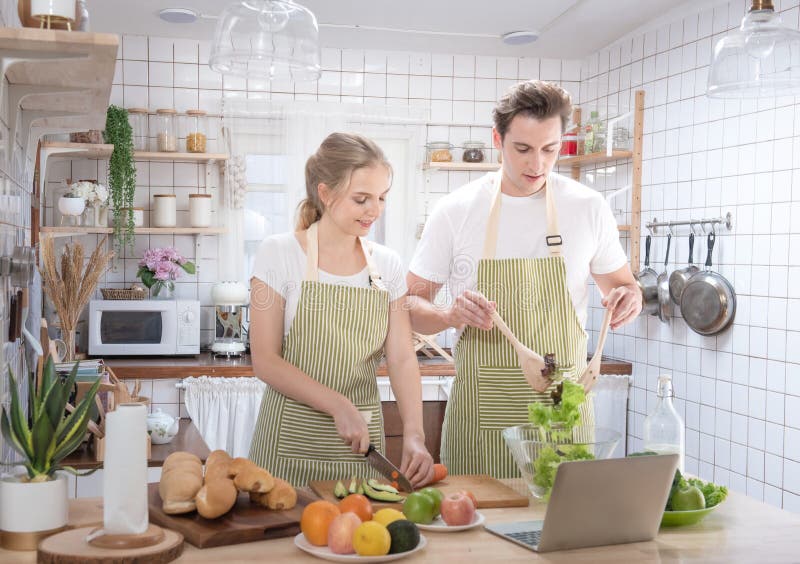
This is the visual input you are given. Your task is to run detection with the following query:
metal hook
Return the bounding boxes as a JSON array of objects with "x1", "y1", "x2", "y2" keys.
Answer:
[
  {"x1": 710, "y1": 220, "x2": 717, "y2": 234},
  {"x1": 688, "y1": 223, "x2": 697, "y2": 236},
  {"x1": 698, "y1": 222, "x2": 707, "y2": 234},
  {"x1": 666, "y1": 224, "x2": 674, "y2": 237}
]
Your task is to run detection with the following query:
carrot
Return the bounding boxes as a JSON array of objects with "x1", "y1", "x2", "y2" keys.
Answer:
[
  {"x1": 391, "y1": 470, "x2": 399, "y2": 479},
  {"x1": 431, "y1": 463, "x2": 448, "y2": 484},
  {"x1": 390, "y1": 481, "x2": 399, "y2": 490}
]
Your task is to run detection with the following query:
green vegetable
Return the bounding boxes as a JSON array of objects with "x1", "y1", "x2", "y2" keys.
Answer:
[{"x1": 664, "y1": 472, "x2": 728, "y2": 510}]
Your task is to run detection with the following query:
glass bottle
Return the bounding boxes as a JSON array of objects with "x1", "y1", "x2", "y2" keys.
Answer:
[
  {"x1": 643, "y1": 374, "x2": 685, "y2": 472},
  {"x1": 588, "y1": 110, "x2": 606, "y2": 153}
]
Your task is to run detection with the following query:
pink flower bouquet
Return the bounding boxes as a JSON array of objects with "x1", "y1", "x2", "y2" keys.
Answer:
[{"x1": 136, "y1": 247, "x2": 196, "y2": 298}]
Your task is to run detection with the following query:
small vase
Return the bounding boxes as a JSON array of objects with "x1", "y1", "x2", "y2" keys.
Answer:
[
  {"x1": 60, "y1": 328, "x2": 76, "y2": 362},
  {"x1": 151, "y1": 280, "x2": 175, "y2": 300},
  {"x1": 57, "y1": 196, "x2": 85, "y2": 226},
  {"x1": 88, "y1": 204, "x2": 108, "y2": 227}
]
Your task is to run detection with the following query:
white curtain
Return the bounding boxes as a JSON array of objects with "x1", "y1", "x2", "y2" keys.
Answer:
[
  {"x1": 593, "y1": 375, "x2": 631, "y2": 458},
  {"x1": 182, "y1": 376, "x2": 266, "y2": 457}
]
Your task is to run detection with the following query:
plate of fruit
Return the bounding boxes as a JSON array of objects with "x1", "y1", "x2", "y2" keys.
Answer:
[
  {"x1": 296, "y1": 499, "x2": 426, "y2": 562},
  {"x1": 661, "y1": 469, "x2": 728, "y2": 527}
]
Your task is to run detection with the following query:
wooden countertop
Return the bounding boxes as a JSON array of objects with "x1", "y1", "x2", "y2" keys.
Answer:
[
  {"x1": 3, "y1": 482, "x2": 798, "y2": 562},
  {"x1": 104, "y1": 352, "x2": 632, "y2": 379},
  {"x1": 61, "y1": 419, "x2": 209, "y2": 470}
]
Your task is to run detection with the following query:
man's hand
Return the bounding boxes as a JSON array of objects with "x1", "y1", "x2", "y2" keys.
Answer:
[
  {"x1": 446, "y1": 290, "x2": 496, "y2": 331},
  {"x1": 601, "y1": 284, "x2": 642, "y2": 330}
]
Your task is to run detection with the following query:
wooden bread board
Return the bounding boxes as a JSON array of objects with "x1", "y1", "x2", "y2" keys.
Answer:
[
  {"x1": 309, "y1": 474, "x2": 529, "y2": 509},
  {"x1": 147, "y1": 482, "x2": 316, "y2": 548}
]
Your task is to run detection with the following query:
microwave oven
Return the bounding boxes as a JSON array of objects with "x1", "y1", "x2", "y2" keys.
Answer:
[{"x1": 88, "y1": 299, "x2": 200, "y2": 356}]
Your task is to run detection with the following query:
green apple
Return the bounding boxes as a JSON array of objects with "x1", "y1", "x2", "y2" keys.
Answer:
[
  {"x1": 419, "y1": 487, "x2": 444, "y2": 517},
  {"x1": 670, "y1": 485, "x2": 706, "y2": 511}
]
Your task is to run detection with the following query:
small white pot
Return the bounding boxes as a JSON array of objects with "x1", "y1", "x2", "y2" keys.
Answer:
[
  {"x1": 0, "y1": 473, "x2": 68, "y2": 550},
  {"x1": 31, "y1": 0, "x2": 76, "y2": 20},
  {"x1": 57, "y1": 195, "x2": 85, "y2": 216}
]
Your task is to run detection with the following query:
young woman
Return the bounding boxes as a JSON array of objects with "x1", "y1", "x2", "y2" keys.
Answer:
[{"x1": 248, "y1": 132, "x2": 434, "y2": 488}]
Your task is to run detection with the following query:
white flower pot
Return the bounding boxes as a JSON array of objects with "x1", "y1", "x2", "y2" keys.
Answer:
[
  {"x1": 0, "y1": 473, "x2": 68, "y2": 550},
  {"x1": 57, "y1": 195, "x2": 85, "y2": 216},
  {"x1": 31, "y1": 0, "x2": 76, "y2": 20}
]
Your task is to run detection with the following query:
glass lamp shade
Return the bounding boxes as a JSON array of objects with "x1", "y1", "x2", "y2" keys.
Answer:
[
  {"x1": 707, "y1": 7, "x2": 800, "y2": 98},
  {"x1": 209, "y1": 0, "x2": 321, "y2": 82}
]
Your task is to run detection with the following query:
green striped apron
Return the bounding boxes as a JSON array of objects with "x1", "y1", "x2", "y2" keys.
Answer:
[
  {"x1": 441, "y1": 171, "x2": 594, "y2": 478},
  {"x1": 249, "y1": 222, "x2": 389, "y2": 487}
]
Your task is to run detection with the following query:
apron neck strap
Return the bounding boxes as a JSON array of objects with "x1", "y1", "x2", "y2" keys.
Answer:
[
  {"x1": 304, "y1": 222, "x2": 385, "y2": 289},
  {"x1": 481, "y1": 170, "x2": 562, "y2": 260}
]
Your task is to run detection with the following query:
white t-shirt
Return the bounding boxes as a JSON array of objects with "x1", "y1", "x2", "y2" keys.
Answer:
[
  {"x1": 409, "y1": 172, "x2": 628, "y2": 329},
  {"x1": 251, "y1": 232, "x2": 408, "y2": 335}
]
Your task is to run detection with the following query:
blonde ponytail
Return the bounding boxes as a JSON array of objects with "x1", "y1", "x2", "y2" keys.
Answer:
[{"x1": 296, "y1": 198, "x2": 323, "y2": 230}]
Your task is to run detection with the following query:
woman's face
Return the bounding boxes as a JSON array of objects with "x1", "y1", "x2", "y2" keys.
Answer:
[{"x1": 320, "y1": 164, "x2": 391, "y2": 237}]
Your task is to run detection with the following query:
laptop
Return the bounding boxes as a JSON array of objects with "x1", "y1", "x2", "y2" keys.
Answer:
[{"x1": 485, "y1": 454, "x2": 678, "y2": 553}]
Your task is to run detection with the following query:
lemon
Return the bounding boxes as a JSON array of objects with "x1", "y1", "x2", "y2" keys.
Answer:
[
  {"x1": 373, "y1": 508, "x2": 406, "y2": 527},
  {"x1": 352, "y1": 521, "x2": 391, "y2": 557}
]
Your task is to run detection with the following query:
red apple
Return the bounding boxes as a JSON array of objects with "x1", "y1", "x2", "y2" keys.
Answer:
[
  {"x1": 327, "y1": 512, "x2": 361, "y2": 554},
  {"x1": 440, "y1": 492, "x2": 476, "y2": 526},
  {"x1": 456, "y1": 489, "x2": 478, "y2": 509}
]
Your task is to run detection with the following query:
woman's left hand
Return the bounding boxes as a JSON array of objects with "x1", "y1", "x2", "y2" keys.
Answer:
[{"x1": 400, "y1": 435, "x2": 435, "y2": 488}]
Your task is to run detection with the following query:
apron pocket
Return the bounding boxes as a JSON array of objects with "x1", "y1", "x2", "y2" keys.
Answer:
[
  {"x1": 476, "y1": 365, "x2": 555, "y2": 430},
  {"x1": 277, "y1": 400, "x2": 382, "y2": 462}
]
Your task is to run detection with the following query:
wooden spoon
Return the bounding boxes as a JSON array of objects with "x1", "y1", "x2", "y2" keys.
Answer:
[
  {"x1": 579, "y1": 308, "x2": 613, "y2": 392},
  {"x1": 489, "y1": 310, "x2": 553, "y2": 393}
]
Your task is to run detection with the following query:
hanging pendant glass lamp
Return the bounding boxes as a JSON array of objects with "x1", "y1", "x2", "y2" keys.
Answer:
[
  {"x1": 707, "y1": 0, "x2": 800, "y2": 97},
  {"x1": 209, "y1": 0, "x2": 321, "y2": 82}
]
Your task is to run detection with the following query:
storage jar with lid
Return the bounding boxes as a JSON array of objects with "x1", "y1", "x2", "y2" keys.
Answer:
[
  {"x1": 127, "y1": 108, "x2": 149, "y2": 151},
  {"x1": 426, "y1": 141, "x2": 453, "y2": 163},
  {"x1": 462, "y1": 141, "x2": 486, "y2": 163},
  {"x1": 154, "y1": 109, "x2": 178, "y2": 152},
  {"x1": 152, "y1": 194, "x2": 177, "y2": 227},
  {"x1": 189, "y1": 193, "x2": 212, "y2": 227},
  {"x1": 184, "y1": 110, "x2": 208, "y2": 153},
  {"x1": 120, "y1": 207, "x2": 144, "y2": 227},
  {"x1": 560, "y1": 132, "x2": 578, "y2": 156}
]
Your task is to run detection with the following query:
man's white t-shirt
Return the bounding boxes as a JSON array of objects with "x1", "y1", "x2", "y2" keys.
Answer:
[
  {"x1": 251, "y1": 232, "x2": 408, "y2": 335},
  {"x1": 409, "y1": 172, "x2": 628, "y2": 330}
]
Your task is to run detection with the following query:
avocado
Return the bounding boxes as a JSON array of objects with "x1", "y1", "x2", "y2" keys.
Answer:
[
  {"x1": 348, "y1": 475, "x2": 358, "y2": 494},
  {"x1": 356, "y1": 483, "x2": 364, "y2": 495},
  {"x1": 387, "y1": 519, "x2": 420, "y2": 553},
  {"x1": 368, "y1": 478, "x2": 400, "y2": 494},
  {"x1": 362, "y1": 479, "x2": 405, "y2": 502},
  {"x1": 334, "y1": 480, "x2": 348, "y2": 499}
]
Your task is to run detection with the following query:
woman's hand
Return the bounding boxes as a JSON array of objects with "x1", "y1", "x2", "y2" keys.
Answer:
[
  {"x1": 400, "y1": 434, "x2": 435, "y2": 488},
  {"x1": 332, "y1": 400, "x2": 371, "y2": 454}
]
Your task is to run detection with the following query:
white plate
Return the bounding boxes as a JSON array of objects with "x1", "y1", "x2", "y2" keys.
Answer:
[
  {"x1": 416, "y1": 511, "x2": 485, "y2": 532},
  {"x1": 294, "y1": 532, "x2": 427, "y2": 563}
]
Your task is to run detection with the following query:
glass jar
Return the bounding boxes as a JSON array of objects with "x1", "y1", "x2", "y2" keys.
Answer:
[
  {"x1": 152, "y1": 194, "x2": 177, "y2": 227},
  {"x1": 560, "y1": 132, "x2": 578, "y2": 156},
  {"x1": 462, "y1": 141, "x2": 486, "y2": 163},
  {"x1": 184, "y1": 110, "x2": 208, "y2": 153},
  {"x1": 154, "y1": 108, "x2": 178, "y2": 152},
  {"x1": 120, "y1": 207, "x2": 144, "y2": 227},
  {"x1": 127, "y1": 108, "x2": 149, "y2": 151},
  {"x1": 426, "y1": 142, "x2": 453, "y2": 163},
  {"x1": 189, "y1": 193, "x2": 212, "y2": 227}
]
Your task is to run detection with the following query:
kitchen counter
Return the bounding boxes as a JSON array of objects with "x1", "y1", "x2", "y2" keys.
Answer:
[
  {"x1": 61, "y1": 419, "x2": 209, "y2": 470},
  {"x1": 2, "y1": 482, "x2": 798, "y2": 562},
  {"x1": 104, "y1": 352, "x2": 633, "y2": 379}
]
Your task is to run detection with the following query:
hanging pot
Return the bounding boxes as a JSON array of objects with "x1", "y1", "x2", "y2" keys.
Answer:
[
  {"x1": 656, "y1": 233, "x2": 673, "y2": 323},
  {"x1": 636, "y1": 234, "x2": 659, "y2": 316},
  {"x1": 680, "y1": 232, "x2": 736, "y2": 336},
  {"x1": 669, "y1": 232, "x2": 700, "y2": 305}
]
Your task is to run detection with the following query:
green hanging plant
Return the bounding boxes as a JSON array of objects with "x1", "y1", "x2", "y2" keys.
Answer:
[{"x1": 104, "y1": 105, "x2": 137, "y2": 254}]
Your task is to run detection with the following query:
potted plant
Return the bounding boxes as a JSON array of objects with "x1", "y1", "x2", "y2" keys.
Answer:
[
  {"x1": 136, "y1": 246, "x2": 196, "y2": 299},
  {"x1": 104, "y1": 105, "x2": 137, "y2": 254},
  {"x1": 67, "y1": 180, "x2": 109, "y2": 227},
  {"x1": 0, "y1": 358, "x2": 102, "y2": 550}
]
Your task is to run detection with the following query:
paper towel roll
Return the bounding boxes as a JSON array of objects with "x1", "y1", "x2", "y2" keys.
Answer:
[{"x1": 103, "y1": 403, "x2": 149, "y2": 535}]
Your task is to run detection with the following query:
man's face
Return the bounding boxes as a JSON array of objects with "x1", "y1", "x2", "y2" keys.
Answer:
[{"x1": 493, "y1": 113, "x2": 562, "y2": 196}]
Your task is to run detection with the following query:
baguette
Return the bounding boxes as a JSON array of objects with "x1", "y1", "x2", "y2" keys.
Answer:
[
  {"x1": 159, "y1": 467, "x2": 203, "y2": 515},
  {"x1": 227, "y1": 457, "x2": 256, "y2": 478},
  {"x1": 196, "y1": 478, "x2": 238, "y2": 519},
  {"x1": 162, "y1": 451, "x2": 201, "y2": 472},
  {"x1": 233, "y1": 465, "x2": 275, "y2": 493},
  {"x1": 264, "y1": 478, "x2": 297, "y2": 510},
  {"x1": 204, "y1": 449, "x2": 233, "y2": 483}
]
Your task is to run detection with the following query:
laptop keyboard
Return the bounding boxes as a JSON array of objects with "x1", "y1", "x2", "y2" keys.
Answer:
[{"x1": 507, "y1": 530, "x2": 542, "y2": 547}]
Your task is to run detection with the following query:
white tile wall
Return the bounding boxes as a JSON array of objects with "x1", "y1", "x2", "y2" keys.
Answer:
[{"x1": 582, "y1": 0, "x2": 800, "y2": 513}]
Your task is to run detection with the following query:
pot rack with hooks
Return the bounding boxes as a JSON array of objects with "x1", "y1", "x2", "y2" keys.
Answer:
[{"x1": 645, "y1": 212, "x2": 733, "y2": 235}]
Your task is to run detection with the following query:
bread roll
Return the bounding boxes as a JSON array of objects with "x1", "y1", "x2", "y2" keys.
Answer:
[
  {"x1": 159, "y1": 467, "x2": 203, "y2": 514},
  {"x1": 264, "y1": 478, "x2": 297, "y2": 510},
  {"x1": 227, "y1": 457, "x2": 255, "y2": 478},
  {"x1": 233, "y1": 466, "x2": 275, "y2": 493},
  {"x1": 162, "y1": 459, "x2": 202, "y2": 477},
  {"x1": 163, "y1": 451, "x2": 201, "y2": 471},
  {"x1": 204, "y1": 449, "x2": 233, "y2": 483},
  {"x1": 196, "y1": 478, "x2": 238, "y2": 519}
]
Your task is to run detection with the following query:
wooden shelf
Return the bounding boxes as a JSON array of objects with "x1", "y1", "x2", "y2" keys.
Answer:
[
  {"x1": 134, "y1": 151, "x2": 229, "y2": 163},
  {"x1": 557, "y1": 150, "x2": 634, "y2": 168},
  {"x1": 617, "y1": 224, "x2": 631, "y2": 232},
  {"x1": 40, "y1": 141, "x2": 114, "y2": 160},
  {"x1": 423, "y1": 162, "x2": 500, "y2": 171},
  {"x1": 40, "y1": 226, "x2": 227, "y2": 239}
]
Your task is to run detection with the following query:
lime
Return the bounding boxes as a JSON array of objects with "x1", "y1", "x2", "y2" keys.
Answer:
[{"x1": 402, "y1": 492, "x2": 435, "y2": 524}]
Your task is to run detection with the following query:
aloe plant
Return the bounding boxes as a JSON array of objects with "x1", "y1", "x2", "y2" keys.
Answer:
[{"x1": 1, "y1": 356, "x2": 101, "y2": 482}]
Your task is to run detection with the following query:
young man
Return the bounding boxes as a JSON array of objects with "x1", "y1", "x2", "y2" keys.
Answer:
[{"x1": 407, "y1": 80, "x2": 642, "y2": 478}]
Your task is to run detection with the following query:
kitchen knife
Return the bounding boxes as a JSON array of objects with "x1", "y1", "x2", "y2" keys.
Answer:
[{"x1": 365, "y1": 444, "x2": 413, "y2": 493}]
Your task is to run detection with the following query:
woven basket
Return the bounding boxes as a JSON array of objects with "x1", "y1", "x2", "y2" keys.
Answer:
[{"x1": 101, "y1": 288, "x2": 145, "y2": 300}]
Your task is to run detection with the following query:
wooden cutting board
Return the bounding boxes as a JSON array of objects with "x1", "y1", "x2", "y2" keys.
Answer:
[
  {"x1": 309, "y1": 474, "x2": 529, "y2": 509},
  {"x1": 147, "y1": 482, "x2": 316, "y2": 548}
]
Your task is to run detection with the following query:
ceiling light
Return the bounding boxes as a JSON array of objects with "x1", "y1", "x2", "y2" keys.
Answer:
[
  {"x1": 158, "y1": 8, "x2": 199, "y2": 24},
  {"x1": 209, "y1": 0, "x2": 320, "y2": 82},
  {"x1": 707, "y1": 0, "x2": 800, "y2": 97},
  {"x1": 502, "y1": 31, "x2": 539, "y2": 46}
]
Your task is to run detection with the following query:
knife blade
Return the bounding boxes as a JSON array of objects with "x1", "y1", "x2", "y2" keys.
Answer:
[{"x1": 365, "y1": 444, "x2": 413, "y2": 493}]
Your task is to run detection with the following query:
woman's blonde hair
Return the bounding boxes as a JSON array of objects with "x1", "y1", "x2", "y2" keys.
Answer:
[{"x1": 296, "y1": 132, "x2": 392, "y2": 230}]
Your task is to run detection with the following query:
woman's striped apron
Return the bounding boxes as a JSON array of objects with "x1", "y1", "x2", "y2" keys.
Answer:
[
  {"x1": 249, "y1": 222, "x2": 389, "y2": 487},
  {"x1": 441, "y1": 171, "x2": 594, "y2": 478}
]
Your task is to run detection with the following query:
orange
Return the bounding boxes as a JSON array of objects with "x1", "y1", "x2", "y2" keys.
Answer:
[
  {"x1": 338, "y1": 493, "x2": 373, "y2": 522},
  {"x1": 300, "y1": 500, "x2": 341, "y2": 546}
]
